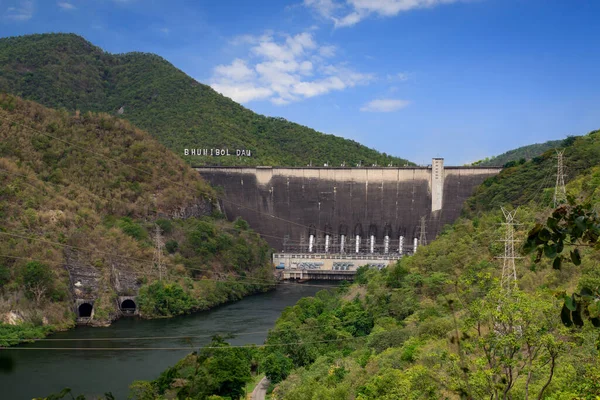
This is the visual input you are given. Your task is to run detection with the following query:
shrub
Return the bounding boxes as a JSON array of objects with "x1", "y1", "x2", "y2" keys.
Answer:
[
  {"x1": 233, "y1": 218, "x2": 249, "y2": 231},
  {"x1": 165, "y1": 240, "x2": 178, "y2": 254},
  {"x1": 0, "y1": 265, "x2": 10, "y2": 288},
  {"x1": 155, "y1": 219, "x2": 173, "y2": 234},
  {"x1": 137, "y1": 281, "x2": 197, "y2": 317},
  {"x1": 117, "y1": 217, "x2": 147, "y2": 241}
]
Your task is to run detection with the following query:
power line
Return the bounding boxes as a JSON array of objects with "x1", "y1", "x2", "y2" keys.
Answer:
[
  {"x1": 0, "y1": 169, "x2": 309, "y2": 251},
  {"x1": 0, "y1": 113, "x2": 331, "y2": 236},
  {"x1": 0, "y1": 321, "x2": 348, "y2": 342},
  {"x1": 0, "y1": 337, "x2": 363, "y2": 351},
  {"x1": 0, "y1": 113, "x2": 421, "y2": 239},
  {"x1": 0, "y1": 232, "x2": 309, "y2": 287},
  {"x1": 0, "y1": 254, "x2": 342, "y2": 289}
]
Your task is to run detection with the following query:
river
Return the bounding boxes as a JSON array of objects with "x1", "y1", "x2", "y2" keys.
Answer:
[{"x1": 0, "y1": 283, "x2": 331, "y2": 400}]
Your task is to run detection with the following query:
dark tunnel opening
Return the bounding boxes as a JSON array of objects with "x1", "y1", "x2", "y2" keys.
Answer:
[
  {"x1": 78, "y1": 303, "x2": 93, "y2": 318},
  {"x1": 120, "y1": 299, "x2": 136, "y2": 312}
]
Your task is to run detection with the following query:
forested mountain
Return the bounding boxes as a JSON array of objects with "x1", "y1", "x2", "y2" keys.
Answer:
[
  {"x1": 0, "y1": 95, "x2": 274, "y2": 343},
  {"x1": 0, "y1": 33, "x2": 412, "y2": 167},
  {"x1": 467, "y1": 133, "x2": 598, "y2": 212},
  {"x1": 130, "y1": 129, "x2": 600, "y2": 399},
  {"x1": 472, "y1": 138, "x2": 566, "y2": 167}
]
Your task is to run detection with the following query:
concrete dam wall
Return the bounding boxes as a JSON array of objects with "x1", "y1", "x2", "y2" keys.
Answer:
[{"x1": 196, "y1": 159, "x2": 501, "y2": 252}]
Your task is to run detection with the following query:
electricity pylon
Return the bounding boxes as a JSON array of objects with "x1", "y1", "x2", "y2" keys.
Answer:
[
  {"x1": 153, "y1": 224, "x2": 165, "y2": 281},
  {"x1": 553, "y1": 150, "x2": 567, "y2": 208},
  {"x1": 499, "y1": 207, "x2": 519, "y2": 291}
]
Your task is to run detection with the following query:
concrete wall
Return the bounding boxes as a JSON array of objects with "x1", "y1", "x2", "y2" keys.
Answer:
[{"x1": 196, "y1": 161, "x2": 501, "y2": 251}]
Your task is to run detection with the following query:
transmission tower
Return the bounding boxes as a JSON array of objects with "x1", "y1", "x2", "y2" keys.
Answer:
[
  {"x1": 553, "y1": 150, "x2": 567, "y2": 208},
  {"x1": 153, "y1": 224, "x2": 165, "y2": 281},
  {"x1": 419, "y1": 216, "x2": 427, "y2": 246},
  {"x1": 499, "y1": 207, "x2": 519, "y2": 291}
]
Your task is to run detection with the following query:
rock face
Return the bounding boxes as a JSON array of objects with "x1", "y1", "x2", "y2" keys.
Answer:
[
  {"x1": 3, "y1": 311, "x2": 24, "y2": 325},
  {"x1": 65, "y1": 250, "x2": 101, "y2": 299},
  {"x1": 111, "y1": 260, "x2": 142, "y2": 296},
  {"x1": 171, "y1": 197, "x2": 217, "y2": 219}
]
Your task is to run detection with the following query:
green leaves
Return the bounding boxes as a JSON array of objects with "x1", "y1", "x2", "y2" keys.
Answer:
[
  {"x1": 552, "y1": 256, "x2": 562, "y2": 270},
  {"x1": 560, "y1": 295, "x2": 584, "y2": 328},
  {"x1": 525, "y1": 202, "x2": 599, "y2": 272},
  {"x1": 564, "y1": 294, "x2": 577, "y2": 312},
  {"x1": 570, "y1": 248, "x2": 581, "y2": 265},
  {"x1": 558, "y1": 290, "x2": 600, "y2": 328},
  {"x1": 561, "y1": 304, "x2": 573, "y2": 327}
]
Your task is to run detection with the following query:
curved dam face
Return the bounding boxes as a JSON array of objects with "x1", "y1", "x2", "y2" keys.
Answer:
[{"x1": 196, "y1": 159, "x2": 501, "y2": 252}]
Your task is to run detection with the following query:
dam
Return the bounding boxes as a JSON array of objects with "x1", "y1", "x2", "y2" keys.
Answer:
[{"x1": 196, "y1": 159, "x2": 501, "y2": 257}]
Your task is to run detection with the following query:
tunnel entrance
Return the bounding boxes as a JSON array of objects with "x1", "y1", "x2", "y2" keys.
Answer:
[
  {"x1": 120, "y1": 299, "x2": 136, "y2": 314},
  {"x1": 78, "y1": 303, "x2": 93, "y2": 318}
]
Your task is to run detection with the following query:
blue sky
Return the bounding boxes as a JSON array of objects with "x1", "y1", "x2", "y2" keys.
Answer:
[{"x1": 1, "y1": 0, "x2": 599, "y2": 165}]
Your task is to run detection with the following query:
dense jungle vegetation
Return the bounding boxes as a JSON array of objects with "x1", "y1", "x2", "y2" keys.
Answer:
[
  {"x1": 0, "y1": 33, "x2": 412, "y2": 167},
  {"x1": 471, "y1": 139, "x2": 565, "y2": 167},
  {"x1": 122, "y1": 129, "x2": 600, "y2": 400},
  {"x1": 0, "y1": 95, "x2": 274, "y2": 345}
]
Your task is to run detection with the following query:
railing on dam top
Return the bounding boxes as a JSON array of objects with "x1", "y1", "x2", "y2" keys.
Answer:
[{"x1": 273, "y1": 253, "x2": 404, "y2": 261}]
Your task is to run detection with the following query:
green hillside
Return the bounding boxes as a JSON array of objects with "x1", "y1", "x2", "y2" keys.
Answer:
[
  {"x1": 0, "y1": 33, "x2": 412, "y2": 167},
  {"x1": 467, "y1": 132, "x2": 599, "y2": 212},
  {"x1": 0, "y1": 95, "x2": 274, "y2": 343},
  {"x1": 127, "y1": 129, "x2": 600, "y2": 399},
  {"x1": 472, "y1": 138, "x2": 566, "y2": 167}
]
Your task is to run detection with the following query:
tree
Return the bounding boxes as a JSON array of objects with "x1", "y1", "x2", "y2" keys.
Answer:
[
  {"x1": 128, "y1": 381, "x2": 158, "y2": 400},
  {"x1": 21, "y1": 261, "x2": 54, "y2": 304},
  {"x1": 186, "y1": 336, "x2": 252, "y2": 399},
  {"x1": 464, "y1": 288, "x2": 566, "y2": 400},
  {"x1": 263, "y1": 351, "x2": 293, "y2": 383}
]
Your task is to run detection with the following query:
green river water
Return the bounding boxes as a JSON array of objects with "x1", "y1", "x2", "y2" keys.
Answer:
[{"x1": 0, "y1": 283, "x2": 329, "y2": 400}]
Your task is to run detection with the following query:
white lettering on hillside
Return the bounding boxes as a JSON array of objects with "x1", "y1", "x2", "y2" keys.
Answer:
[{"x1": 183, "y1": 148, "x2": 253, "y2": 157}]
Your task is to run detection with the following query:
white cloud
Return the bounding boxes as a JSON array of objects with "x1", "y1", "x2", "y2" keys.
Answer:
[
  {"x1": 318, "y1": 45, "x2": 336, "y2": 57},
  {"x1": 4, "y1": 0, "x2": 34, "y2": 21},
  {"x1": 210, "y1": 32, "x2": 373, "y2": 105},
  {"x1": 360, "y1": 98, "x2": 410, "y2": 112},
  {"x1": 387, "y1": 72, "x2": 410, "y2": 82},
  {"x1": 305, "y1": 0, "x2": 469, "y2": 27},
  {"x1": 57, "y1": 1, "x2": 75, "y2": 10},
  {"x1": 215, "y1": 59, "x2": 256, "y2": 81},
  {"x1": 160, "y1": 27, "x2": 170, "y2": 35},
  {"x1": 210, "y1": 83, "x2": 273, "y2": 103}
]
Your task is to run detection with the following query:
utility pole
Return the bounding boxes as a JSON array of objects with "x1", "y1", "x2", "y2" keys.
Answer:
[
  {"x1": 553, "y1": 150, "x2": 567, "y2": 208},
  {"x1": 153, "y1": 224, "x2": 165, "y2": 281},
  {"x1": 419, "y1": 216, "x2": 427, "y2": 247},
  {"x1": 498, "y1": 207, "x2": 520, "y2": 291}
]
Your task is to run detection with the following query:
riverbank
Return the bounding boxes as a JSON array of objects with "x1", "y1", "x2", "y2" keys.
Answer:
[
  {"x1": 0, "y1": 283, "x2": 328, "y2": 399},
  {"x1": 0, "y1": 275, "x2": 277, "y2": 347}
]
